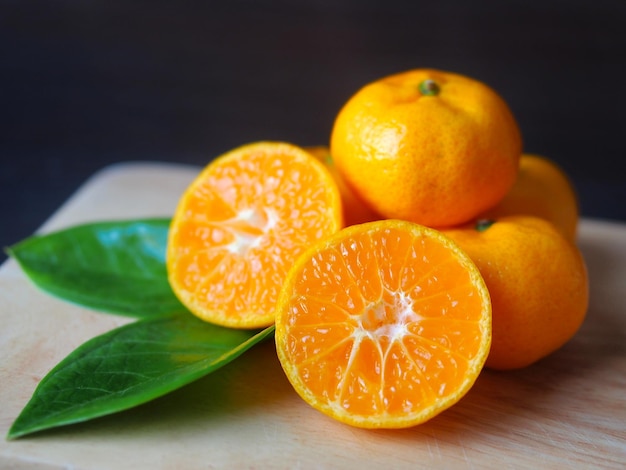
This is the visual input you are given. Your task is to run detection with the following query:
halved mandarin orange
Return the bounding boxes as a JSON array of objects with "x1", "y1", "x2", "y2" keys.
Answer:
[
  {"x1": 166, "y1": 141, "x2": 343, "y2": 329},
  {"x1": 275, "y1": 220, "x2": 491, "y2": 428}
]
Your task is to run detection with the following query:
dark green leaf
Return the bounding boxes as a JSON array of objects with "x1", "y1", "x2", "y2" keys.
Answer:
[
  {"x1": 7, "y1": 313, "x2": 275, "y2": 439},
  {"x1": 7, "y1": 218, "x2": 185, "y2": 318}
]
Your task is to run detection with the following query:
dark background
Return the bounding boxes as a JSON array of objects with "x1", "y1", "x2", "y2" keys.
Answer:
[{"x1": 1, "y1": 0, "x2": 625, "y2": 257}]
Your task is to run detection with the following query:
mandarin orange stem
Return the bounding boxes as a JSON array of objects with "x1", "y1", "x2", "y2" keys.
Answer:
[
  {"x1": 475, "y1": 219, "x2": 495, "y2": 232},
  {"x1": 418, "y1": 79, "x2": 440, "y2": 96}
]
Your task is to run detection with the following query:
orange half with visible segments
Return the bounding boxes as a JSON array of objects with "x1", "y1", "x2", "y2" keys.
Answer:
[
  {"x1": 275, "y1": 220, "x2": 491, "y2": 428},
  {"x1": 167, "y1": 141, "x2": 343, "y2": 329}
]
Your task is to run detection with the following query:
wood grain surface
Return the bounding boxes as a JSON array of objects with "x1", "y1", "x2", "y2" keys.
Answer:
[{"x1": 1, "y1": 162, "x2": 624, "y2": 469}]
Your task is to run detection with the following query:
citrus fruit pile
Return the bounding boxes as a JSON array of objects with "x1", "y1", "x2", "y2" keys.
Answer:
[{"x1": 166, "y1": 68, "x2": 589, "y2": 429}]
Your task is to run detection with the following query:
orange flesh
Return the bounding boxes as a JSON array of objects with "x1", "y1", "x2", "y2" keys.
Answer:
[
  {"x1": 168, "y1": 144, "x2": 341, "y2": 328},
  {"x1": 278, "y1": 222, "x2": 490, "y2": 425}
]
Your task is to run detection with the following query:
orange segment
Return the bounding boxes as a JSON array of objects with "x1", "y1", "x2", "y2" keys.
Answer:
[
  {"x1": 275, "y1": 220, "x2": 491, "y2": 428},
  {"x1": 167, "y1": 141, "x2": 343, "y2": 328}
]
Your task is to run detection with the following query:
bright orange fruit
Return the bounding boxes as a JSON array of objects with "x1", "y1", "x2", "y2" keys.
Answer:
[
  {"x1": 166, "y1": 141, "x2": 343, "y2": 329},
  {"x1": 443, "y1": 216, "x2": 589, "y2": 370},
  {"x1": 275, "y1": 220, "x2": 492, "y2": 428},
  {"x1": 479, "y1": 154, "x2": 579, "y2": 241},
  {"x1": 330, "y1": 68, "x2": 522, "y2": 227},
  {"x1": 306, "y1": 146, "x2": 380, "y2": 226}
]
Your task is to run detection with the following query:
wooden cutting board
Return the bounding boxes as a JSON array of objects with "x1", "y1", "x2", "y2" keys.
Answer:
[{"x1": 1, "y1": 162, "x2": 624, "y2": 469}]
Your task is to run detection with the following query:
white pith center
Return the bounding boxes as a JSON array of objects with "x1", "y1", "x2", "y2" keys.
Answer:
[
  {"x1": 223, "y1": 208, "x2": 277, "y2": 255},
  {"x1": 358, "y1": 290, "x2": 420, "y2": 341}
]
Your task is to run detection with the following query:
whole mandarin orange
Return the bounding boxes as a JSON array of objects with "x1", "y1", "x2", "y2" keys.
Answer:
[
  {"x1": 330, "y1": 69, "x2": 522, "y2": 227},
  {"x1": 442, "y1": 215, "x2": 589, "y2": 370},
  {"x1": 479, "y1": 154, "x2": 579, "y2": 241},
  {"x1": 306, "y1": 146, "x2": 380, "y2": 227}
]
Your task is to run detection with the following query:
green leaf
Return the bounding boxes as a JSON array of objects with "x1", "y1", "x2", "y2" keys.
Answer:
[
  {"x1": 7, "y1": 218, "x2": 185, "y2": 318},
  {"x1": 7, "y1": 313, "x2": 275, "y2": 439}
]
